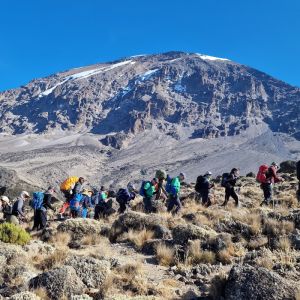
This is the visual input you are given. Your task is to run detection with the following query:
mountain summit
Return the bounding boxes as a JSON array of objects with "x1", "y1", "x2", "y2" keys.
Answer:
[{"x1": 0, "y1": 51, "x2": 299, "y2": 147}]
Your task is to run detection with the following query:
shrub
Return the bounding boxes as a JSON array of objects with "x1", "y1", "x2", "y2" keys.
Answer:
[
  {"x1": 0, "y1": 222, "x2": 31, "y2": 245},
  {"x1": 156, "y1": 243, "x2": 175, "y2": 266}
]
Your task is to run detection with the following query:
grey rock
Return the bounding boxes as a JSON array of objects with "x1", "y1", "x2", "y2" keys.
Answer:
[
  {"x1": 172, "y1": 223, "x2": 217, "y2": 245},
  {"x1": 65, "y1": 255, "x2": 110, "y2": 288},
  {"x1": 224, "y1": 264, "x2": 298, "y2": 300},
  {"x1": 109, "y1": 211, "x2": 171, "y2": 242},
  {"x1": 29, "y1": 266, "x2": 85, "y2": 300}
]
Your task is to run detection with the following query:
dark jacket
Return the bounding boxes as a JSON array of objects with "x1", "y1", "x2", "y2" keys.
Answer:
[
  {"x1": 226, "y1": 173, "x2": 238, "y2": 188},
  {"x1": 73, "y1": 182, "x2": 82, "y2": 195},
  {"x1": 12, "y1": 198, "x2": 25, "y2": 218},
  {"x1": 81, "y1": 195, "x2": 92, "y2": 209},
  {"x1": 2, "y1": 204, "x2": 12, "y2": 218},
  {"x1": 42, "y1": 193, "x2": 55, "y2": 211}
]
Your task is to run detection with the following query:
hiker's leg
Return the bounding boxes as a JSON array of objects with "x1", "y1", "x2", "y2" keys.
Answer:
[
  {"x1": 167, "y1": 196, "x2": 175, "y2": 212},
  {"x1": 40, "y1": 210, "x2": 47, "y2": 230},
  {"x1": 231, "y1": 188, "x2": 239, "y2": 206},
  {"x1": 81, "y1": 208, "x2": 88, "y2": 218},
  {"x1": 143, "y1": 197, "x2": 151, "y2": 213},
  {"x1": 32, "y1": 210, "x2": 38, "y2": 231},
  {"x1": 94, "y1": 205, "x2": 100, "y2": 220},
  {"x1": 174, "y1": 195, "x2": 182, "y2": 214},
  {"x1": 222, "y1": 188, "x2": 230, "y2": 206},
  {"x1": 265, "y1": 184, "x2": 272, "y2": 205},
  {"x1": 202, "y1": 191, "x2": 209, "y2": 206}
]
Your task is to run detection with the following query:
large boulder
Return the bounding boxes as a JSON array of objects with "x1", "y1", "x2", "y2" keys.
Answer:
[
  {"x1": 172, "y1": 224, "x2": 217, "y2": 245},
  {"x1": 65, "y1": 255, "x2": 110, "y2": 288},
  {"x1": 110, "y1": 211, "x2": 171, "y2": 242},
  {"x1": 279, "y1": 160, "x2": 297, "y2": 174},
  {"x1": 57, "y1": 218, "x2": 103, "y2": 238},
  {"x1": 29, "y1": 266, "x2": 85, "y2": 300},
  {"x1": 224, "y1": 264, "x2": 298, "y2": 300}
]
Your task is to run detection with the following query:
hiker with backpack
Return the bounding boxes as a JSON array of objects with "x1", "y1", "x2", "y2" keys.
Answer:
[
  {"x1": 0, "y1": 196, "x2": 12, "y2": 222},
  {"x1": 80, "y1": 189, "x2": 93, "y2": 218},
  {"x1": 258, "y1": 162, "x2": 284, "y2": 206},
  {"x1": 59, "y1": 176, "x2": 85, "y2": 218},
  {"x1": 69, "y1": 193, "x2": 84, "y2": 218},
  {"x1": 221, "y1": 168, "x2": 240, "y2": 207},
  {"x1": 32, "y1": 187, "x2": 56, "y2": 231},
  {"x1": 166, "y1": 172, "x2": 186, "y2": 214},
  {"x1": 116, "y1": 183, "x2": 137, "y2": 214},
  {"x1": 11, "y1": 191, "x2": 30, "y2": 224},
  {"x1": 140, "y1": 178, "x2": 159, "y2": 213},
  {"x1": 155, "y1": 170, "x2": 168, "y2": 201},
  {"x1": 195, "y1": 171, "x2": 215, "y2": 207},
  {"x1": 93, "y1": 188, "x2": 108, "y2": 219}
]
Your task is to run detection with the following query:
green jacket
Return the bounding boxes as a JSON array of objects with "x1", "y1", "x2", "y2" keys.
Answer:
[
  {"x1": 143, "y1": 182, "x2": 156, "y2": 198},
  {"x1": 170, "y1": 177, "x2": 181, "y2": 196}
]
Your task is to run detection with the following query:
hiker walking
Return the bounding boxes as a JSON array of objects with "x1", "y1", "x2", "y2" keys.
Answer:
[
  {"x1": 59, "y1": 176, "x2": 85, "y2": 218},
  {"x1": 155, "y1": 170, "x2": 168, "y2": 200},
  {"x1": 221, "y1": 168, "x2": 239, "y2": 207},
  {"x1": 166, "y1": 172, "x2": 186, "y2": 214},
  {"x1": 93, "y1": 189, "x2": 107, "y2": 219},
  {"x1": 32, "y1": 187, "x2": 56, "y2": 231},
  {"x1": 116, "y1": 183, "x2": 137, "y2": 214},
  {"x1": 195, "y1": 171, "x2": 215, "y2": 207},
  {"x1": 259, "y1": 162, "x2": 284, "y2": 206},
  {"x1": 80, "y1": 189, "x2": 93, "y2": 218},
  {"x1": 140, "y1": 178, "x2": 158, "y2": 213},
  {"x1": 11, "y1": 191, "x2": 30, "y2": 224},
  {"x1": 0, "y1": 196, "x2": 12, "y2": 222}
]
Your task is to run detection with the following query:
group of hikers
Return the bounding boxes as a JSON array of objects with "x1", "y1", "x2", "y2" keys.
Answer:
[{"x1": 0, "y1": 161, "x2": 299, "y2": 231}]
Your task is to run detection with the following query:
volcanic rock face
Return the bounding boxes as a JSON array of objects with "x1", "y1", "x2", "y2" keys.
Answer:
[{"x1": 0, "y1": 52, "x2": 299, "y2": 143}]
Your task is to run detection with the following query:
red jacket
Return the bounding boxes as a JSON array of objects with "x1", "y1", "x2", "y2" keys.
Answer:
[{"x1": 267, "y1": 166, "x2": 282, "y2": 184}]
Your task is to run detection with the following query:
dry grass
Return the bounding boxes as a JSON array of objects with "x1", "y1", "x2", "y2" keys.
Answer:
[
  {"x1": 34, "y1": 287, "x2": 50, "y2": 300},
  {"x1": 278, "y1": 237, "x2": 291, "y2": 252},
  {"x1": 123, "y1": 229, "x2": 154, "y2": 249},
  {"x1": 247, "y1": 237, "x2": 268, "y2": 250},
  {"x1": 110, "y1": 262, "x2": 150, "y2": 296},
  {"x1": 278, "y1": 250, "x2": 297, "y2": 267},
  {"x1": 246, "y1": 213, "x2": 262, "y2": 235},
  {"x1": 186, "y1": 240, "x2": 216, "y2": 265},
  {"x1": 81, "y1": 233, "x2": 102, "y2": 246},
  {"x1": 156, "y1": 243, "x2": 175, "y2": 266},
  {"x1": 217, "y1": 249, "x2": 232, "y2": 265},
  {"x1": 49, "y1": 232, "x2": 71, "y2": 248},
  {"x1": 36, "y1": 249, "x2": 68, "y2": 271},
  {"x1": 256, "y1": 257, "x2": 274, "y2": 270}
]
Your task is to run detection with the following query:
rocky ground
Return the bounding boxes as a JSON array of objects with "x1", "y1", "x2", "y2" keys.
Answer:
[{"x1": 0, "y1": 162, "x2": 299, "y2": 299}]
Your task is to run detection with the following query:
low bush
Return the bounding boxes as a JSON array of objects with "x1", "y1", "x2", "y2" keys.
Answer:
[{"x1": 0, "y1": 222, "x2": 31, "y2": 245}]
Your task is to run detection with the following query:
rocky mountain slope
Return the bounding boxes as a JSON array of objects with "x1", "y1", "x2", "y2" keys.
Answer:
[
  {"x1": 0, "y1": 51, "x2": 299, "y2": 140},
  {"x1": 0, "y1": 52, "x2": 299, "y2": 188}
]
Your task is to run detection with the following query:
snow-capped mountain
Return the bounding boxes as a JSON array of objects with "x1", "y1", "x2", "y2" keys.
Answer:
[{"x1": 0, "y1": 51, "x2": 299, "y2": 146}]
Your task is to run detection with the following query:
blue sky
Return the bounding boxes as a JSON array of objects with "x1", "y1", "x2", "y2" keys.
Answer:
[{"x1": 0, "y1": 0, "x2": 299, "y2": 91}]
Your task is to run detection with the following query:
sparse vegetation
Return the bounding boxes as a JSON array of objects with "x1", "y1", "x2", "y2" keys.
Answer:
[
  {"x1": 156, "y1": 243, "x2": 175, "y2": 266},
  {"x1": 0, "y1": 222, "x2": 31, "y2": 245}
]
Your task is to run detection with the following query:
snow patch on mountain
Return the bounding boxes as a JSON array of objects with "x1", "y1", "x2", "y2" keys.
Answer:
[
  {"x1": 196, "y1": 53, "x2": 230, "y2": 61},
  {"x1": 138, "y1": 69, "x2": 159, "y2": 81},
  {"x1": 39, "y1": 60, "x2": 134, "y2": 97}
]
